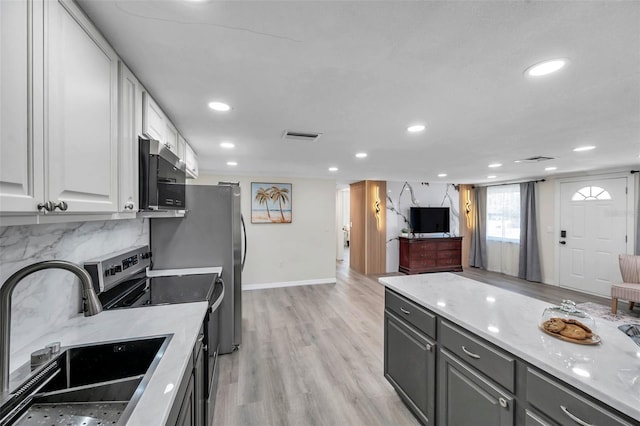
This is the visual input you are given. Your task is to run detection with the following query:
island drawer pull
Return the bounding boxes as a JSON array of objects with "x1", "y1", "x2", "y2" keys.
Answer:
[
  {"x1": 400, "y1": 307, "x2": 410, "y2": 315},
  {"x1": 461, "y1": 345, "x2": 481, "y2": 359},
  {"x1": 560, "y1": 405, "x2": 593, "y2": 426}
]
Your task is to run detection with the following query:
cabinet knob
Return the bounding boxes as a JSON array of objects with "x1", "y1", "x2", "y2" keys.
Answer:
[
  {"x1": 54, "y1": 201, "x2": 68, "y2": 211},
  {"x1": 37, "y1": 201, "x2": 54, "y2": 212},
  {"x1": 498, "y1": 397, "x2": 508, "y2": 408},
  {"x1": 426, "y1": 343, "x2": 433, "y2": 352},
  {"x1": 124, "y1": 201, "x2": 135, "y2": 210}
]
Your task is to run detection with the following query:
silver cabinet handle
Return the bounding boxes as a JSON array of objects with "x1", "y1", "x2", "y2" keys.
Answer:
[
  {"x1": 124, "y1": 201, "x2": 135, "y2": 210},
  {"x1": 498, "y1": 397, "x2": 508, "y2": 408},
  {"x1": 560, "y1": 406, "x2": 593, "y2": 426},
  {"x1": 461, "y1": 345, "x2": 481, "y2": 359},
  {"x1": 54, "y1": 201, "x2": 68, "y2": 211},
  {"x1": 37, "y1": 201, "x2": 54, "y2": 212},
  {"x1": 426, "y1": 343, "x2": 433, "y2": 352},
  {"x1": 400, "y1": 307, "x2": 410, "y2": 315}
]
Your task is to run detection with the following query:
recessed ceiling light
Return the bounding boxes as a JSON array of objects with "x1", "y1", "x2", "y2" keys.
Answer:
[
  {"x1": 226, "y1": 161, "x2": 237, "y2": 166},
  {"x1": 328, "y1": 167, "x2": 338, "y2": 172},
  {"x1": 437, "y1": 173, "x2": 447, "y2": 178},
  {"x1": 525, "y1": 59, "x2": 567, "y2": 77},
  {"x1": 545, "y1": 166, "x2": 557, "y2": 171},
  {"x1": 220, "y1": 142, "x2": 235, "y2": 149},
  {"x1": 208, "y1": 101, "x2": 231, "y2": 112},
  {"x1": 487, "y1": 175, "x2": 497, "y2": 179},
  {"x1": 355, "y1": 152, "x2": 367, "y2": 158},
  {"x1": 407, "y1": 124, "x2": 426, "y2": 133},
  {"x1": 573, "y1": 145, "x2": 596, "y2": 152},
  {"x1": 488, "y1": 163, "x2": 502, "y2": 168}
]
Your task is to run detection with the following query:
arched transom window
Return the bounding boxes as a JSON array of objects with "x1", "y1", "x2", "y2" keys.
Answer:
[{"x1": 571, "y1": 186, "x2": 612, "y2": 201}]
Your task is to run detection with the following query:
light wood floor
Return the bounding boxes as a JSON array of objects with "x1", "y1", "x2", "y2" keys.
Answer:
[{"x1": 213, "y1": 262, "x2": 617, "y2": 426}]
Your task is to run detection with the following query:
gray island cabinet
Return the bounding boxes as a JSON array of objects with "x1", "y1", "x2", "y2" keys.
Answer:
[{"x1": 381, "y1": 273, "x2": 640, "y2": 426}]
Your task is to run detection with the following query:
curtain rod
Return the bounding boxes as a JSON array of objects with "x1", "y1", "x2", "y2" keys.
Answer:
[{"x1": 471, "y1": 178, "x2": 545, "y2": 189}]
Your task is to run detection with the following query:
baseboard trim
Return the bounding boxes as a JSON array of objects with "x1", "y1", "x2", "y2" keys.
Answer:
[{"x1": 242, "y1": 278, "x2": 336, "y2": 291}]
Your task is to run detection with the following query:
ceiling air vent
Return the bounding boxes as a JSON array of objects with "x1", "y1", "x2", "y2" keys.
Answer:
[
  {"x1": 282, "y1": 130, "x2": 322, "y2": 142},
  {"x1": 516, "y1": 156, "x2": 555, "y2": 163}
]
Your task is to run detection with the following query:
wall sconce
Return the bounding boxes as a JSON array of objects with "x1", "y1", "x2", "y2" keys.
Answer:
[{"x1": 375, "y1": 186, "x2": 381, "y2": 229}]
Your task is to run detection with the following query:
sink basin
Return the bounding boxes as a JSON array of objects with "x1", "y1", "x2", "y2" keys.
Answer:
[{"x1": 1, "y1": 335, "x2": 171, "y2": 425}]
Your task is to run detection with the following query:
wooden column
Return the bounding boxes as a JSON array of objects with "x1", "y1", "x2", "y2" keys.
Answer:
[
  {"x1": 459, "y1": 184, "x2": 474, "y2": 269},
  {"x1": 350, "y1": 180, "x2": 387, "y2": 275}
]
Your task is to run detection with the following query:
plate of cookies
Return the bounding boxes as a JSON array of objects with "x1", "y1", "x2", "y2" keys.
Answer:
[{"x1": 540, "y1": 317, "x2": 600, "y2": 345}]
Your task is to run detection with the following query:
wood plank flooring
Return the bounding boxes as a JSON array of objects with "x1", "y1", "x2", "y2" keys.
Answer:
[{"x1": 213, "y1": 261, "x2": 615, "y2": 426}]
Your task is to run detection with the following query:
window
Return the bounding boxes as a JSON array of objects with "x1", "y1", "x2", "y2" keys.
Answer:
[
  {"x1": 486, "y1": 184, "x2": 520, "y2": 242},
  {"x1": 571, "y1": 186, "x2": 612, "y2": 201}
]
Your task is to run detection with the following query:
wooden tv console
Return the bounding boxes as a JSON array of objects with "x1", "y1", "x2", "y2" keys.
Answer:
[{"x1": 398, "y1": 237, "x2": 463, "y2": 274}]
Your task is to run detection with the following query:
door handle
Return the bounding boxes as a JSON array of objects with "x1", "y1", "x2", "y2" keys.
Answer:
[{"x1": 559, "y1": 241, "x2": 566, "y2": 245}]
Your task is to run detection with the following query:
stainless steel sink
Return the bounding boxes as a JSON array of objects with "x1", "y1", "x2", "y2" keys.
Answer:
[{"x1": 0, "y1": 335, "x2": 171, "y2": 425}]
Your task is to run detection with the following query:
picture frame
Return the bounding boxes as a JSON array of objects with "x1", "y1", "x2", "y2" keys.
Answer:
[{"x1": 251, "y1": 182, "x2": 292, "y2": 223}]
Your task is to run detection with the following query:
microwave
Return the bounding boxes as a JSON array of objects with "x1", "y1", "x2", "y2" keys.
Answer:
[{"x1": 139, "y1": 137, "x2": 186, "y2": 210}]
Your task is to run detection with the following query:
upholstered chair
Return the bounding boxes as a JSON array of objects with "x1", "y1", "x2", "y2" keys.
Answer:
[{"x1": 611, "y1": 254, "x2": 640, "y2": 314}]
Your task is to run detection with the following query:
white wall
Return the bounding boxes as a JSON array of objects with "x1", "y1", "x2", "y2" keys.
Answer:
[
  {"x1": 0, "y1": 219, "x2": 148, "y2": 372},
  {"x1": 537, "y1": 179, "x2": 556, "y2": 284},
  {"x1": 385, "y1": 181, "x2": 460, "y2": 272},
  {"x1": 192, "y1": 174, "x2": 337, "y2": 288}
]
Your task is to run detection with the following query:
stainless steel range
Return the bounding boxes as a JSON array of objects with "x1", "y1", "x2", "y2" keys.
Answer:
[{"x1": 83, "y1": 245, "x2": 223, "y2": 425}]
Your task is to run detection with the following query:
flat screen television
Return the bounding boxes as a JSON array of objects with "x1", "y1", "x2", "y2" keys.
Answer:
[{"x1": 410, "y1": 207, "x2": 450, "y2": 233}]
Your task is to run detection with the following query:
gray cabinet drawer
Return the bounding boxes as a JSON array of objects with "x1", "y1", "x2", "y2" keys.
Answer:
[
  {"x1": 526, "y1": 368, "x2": 634, "y2": 426},
  {"x1": 440, "y1": 320, "x2": 516, "y2": 392},
  {"x1": 385, "y1": 289, "x2": 436, "y2": 339}
]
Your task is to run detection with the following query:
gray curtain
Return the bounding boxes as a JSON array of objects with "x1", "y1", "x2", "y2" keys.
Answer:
[
  {"x1": 636, "y1": 175, "x2": 640, "y2": 255},
  {"x1": 519, "y1": 182, "x2": 542, "y2": 282},
  {"x1": 469, "y1": 186, "x2": 487, "y2": 269}
]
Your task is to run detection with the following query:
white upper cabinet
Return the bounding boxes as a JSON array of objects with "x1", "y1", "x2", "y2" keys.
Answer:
[
  {"x1": 118, "y1": 62, "x2": 143, "y2": 213},
  {"x1": 0, "y1": 0, "x2": 43, "y2": 213},
  {"x1": 45, "y1": 0, "x2": 118, "y2": 213},
  {"x1": 165, "y1": 120, "x2": 178, "y2": 154},
  {"x1": 177, "y1": 134, "x2": 187, "y2": 163},
  {"x1": 142, "y1": 92, "x2": 166, "y2": 143},
  {"x1": 185, "y1": 143, "x2": 199, "y2": 179}
]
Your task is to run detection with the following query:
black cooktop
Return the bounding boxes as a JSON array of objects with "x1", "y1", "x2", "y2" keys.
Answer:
[{"x1": 100, "y1": 272, "x2": 219, "y2": 310}]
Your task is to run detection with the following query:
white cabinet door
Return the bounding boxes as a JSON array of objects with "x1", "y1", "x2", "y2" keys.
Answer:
[
  {"x1": 0, "y1": 0, "x2": 44, "y2": 213},
  {"x1": 118, "y1": 62, "x2": 142, "y2": 212},
  {"x1": 45, "y1": 0, "x2": 118, "y2": 213},
  {"x1": 185, "y1": 143, "x2": 199, "y2": 179},
  {"x1": 142, "y1": 92, "x2": 165, "y2": 143},
  {"x1": 165, "y1": 120, "x2": 178, "y2": 153},
  {"x1": 177, "y1": 134, "x2": 187, "y2": 163}
]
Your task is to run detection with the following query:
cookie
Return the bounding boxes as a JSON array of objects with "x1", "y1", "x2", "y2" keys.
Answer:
[
  {"x1": 543, "y1": 318, "x2": 566, "y2": 333},
  {"x1": 563, "y1": 319, "x2": 593, "y2": 335},
  {"x1": 559, "y1": 324, "x2": 589, "y2": 340}
]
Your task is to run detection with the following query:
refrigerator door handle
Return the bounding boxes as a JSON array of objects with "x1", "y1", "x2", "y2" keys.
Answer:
[{"x1": 241, "y1": 214, "x2": 247, "y2": 272}]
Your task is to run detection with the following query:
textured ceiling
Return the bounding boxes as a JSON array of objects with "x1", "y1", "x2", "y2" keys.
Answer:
[{"x1": 78, "y1": 0, "x2": 640, "y2": 184}]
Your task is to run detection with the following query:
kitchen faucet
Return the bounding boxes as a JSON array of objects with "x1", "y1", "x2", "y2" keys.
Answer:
[{"x1": 0, "y1": 260, "x2": 103, "y2": 392}]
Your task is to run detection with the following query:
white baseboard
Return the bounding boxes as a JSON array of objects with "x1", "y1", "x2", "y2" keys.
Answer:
[{"x1": 242, "y1": 277, "x2": 336, "y2": 291}]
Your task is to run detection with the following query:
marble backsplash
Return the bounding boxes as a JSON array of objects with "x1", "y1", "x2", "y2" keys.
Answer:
[{"x1": 0, "y1": 219, "x2": 149, "y2": 371}]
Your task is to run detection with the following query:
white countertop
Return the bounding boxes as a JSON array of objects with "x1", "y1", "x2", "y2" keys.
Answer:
[
  {"x1": 379, "y1": 273, "x2": 640, "y2": 421},
  {"x1": 11, "y1": 302, "x2": 208, "y2": 426}
]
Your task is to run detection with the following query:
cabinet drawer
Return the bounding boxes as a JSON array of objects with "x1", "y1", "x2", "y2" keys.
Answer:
[
  {"x1": 437, "y1": 249, "x2": 460, "y2": 259},
  {"x1": 526, "y1": 368, "x2": 634, "y2": 426},
  {"x1": 409, "y1": 258, "x2": 437, "y2": 268},
  {"x1": 385, "y1": 289, "x2": 436, "y2": 339},
  {"x1": 436, "y1": 240, "x2": 460, "y2": 250},
  {"x1": 440, "y1": 321, "x2": 515, "y2": 392},
  {"x1": 408, "y1": 241, "x2": 437, "y2": 251}
]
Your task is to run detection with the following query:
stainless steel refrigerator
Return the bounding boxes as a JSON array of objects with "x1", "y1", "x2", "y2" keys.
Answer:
[{"x1": 149, "y1": 183, "x2": 244, "y2": 354}]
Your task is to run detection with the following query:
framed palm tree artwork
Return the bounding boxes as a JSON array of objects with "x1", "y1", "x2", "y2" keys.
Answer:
[{"x1": 251, "y1": 182, "x2": 292, "y2": 223}]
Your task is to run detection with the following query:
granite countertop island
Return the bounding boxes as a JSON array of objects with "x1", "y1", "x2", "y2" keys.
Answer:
[
  {"x1": 379, "y1": 273, "x2": 640, "y2": 421},
  {"x1": 9, "y1": 302, "x2": 209, "y2": 426}
]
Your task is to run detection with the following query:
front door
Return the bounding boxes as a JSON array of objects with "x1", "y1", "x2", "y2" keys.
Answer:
[{"x1": 559, "y1": 177, "x2": 628, "y2": 296}]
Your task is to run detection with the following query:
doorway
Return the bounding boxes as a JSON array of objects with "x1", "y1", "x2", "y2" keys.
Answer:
[
  {"x1": 558, "y1": 175, "x2": 630, "y2": 297},
  {"x1": 336, "y1": 188, "x2": 350, "y2": 264}
]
